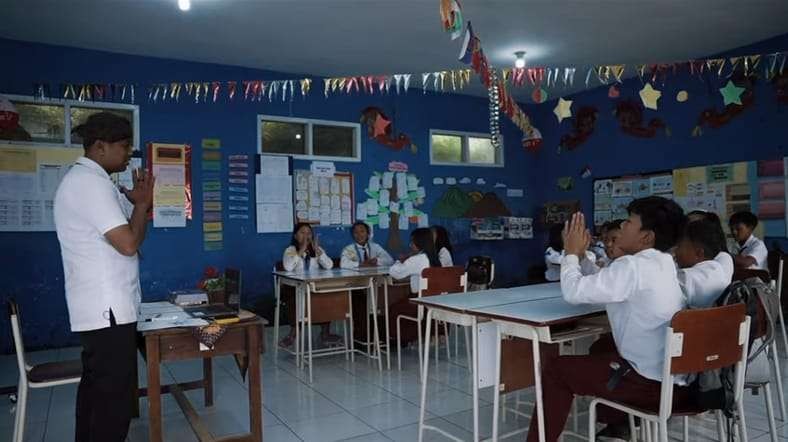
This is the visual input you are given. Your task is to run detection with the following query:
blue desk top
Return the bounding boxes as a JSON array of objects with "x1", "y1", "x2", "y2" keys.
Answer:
[
  {"x1": 470, "y1": 297, "x2": 605, "y2": 326},
  {"x1": 412, "y1": 283, "x2": 562, "y2": 312}
]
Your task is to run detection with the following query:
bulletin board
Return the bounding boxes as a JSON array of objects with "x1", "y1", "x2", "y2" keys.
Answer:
[
  {"x1": 592, "y1": 171, "x2": 672, "y2": 227},
  {"x1": 293, "y1": 169, "x2": 354, "y2": 226},
  {"x1": 592, "y1": 159, "x2": 788, "y2": 237},
  {"x1": 0, "y1": 144, "x2": 83, "y2": 231}
]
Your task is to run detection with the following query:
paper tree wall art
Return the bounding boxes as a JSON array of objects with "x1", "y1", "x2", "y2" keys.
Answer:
[{"x1": 359, "y1": 167, "x2": 427, "y2": 251}]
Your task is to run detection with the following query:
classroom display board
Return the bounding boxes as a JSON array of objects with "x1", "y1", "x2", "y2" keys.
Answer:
[
  {"x1": 0, "y1": 144, "x2": 82, "y2": 231},
  {"x1": 593, "y1": 172, "x2": 673, "y2": 227},
  {"x1": 593, "y1": 159, "x2": 788, "y2": 237},
  {"x1": 255, "y1": 155, "x2": 294, "y2": 233},
  {"x1": 294, "y1": 169, "x2": 354, "y2": 226}
]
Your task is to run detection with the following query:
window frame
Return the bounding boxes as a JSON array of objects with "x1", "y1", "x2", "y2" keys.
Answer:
[
  {"x1": 429, "y1": 129, "x2": 504, "y2": 168},
  {"x1": 1, "y1": 94, "x2": 141, "y2": 150},
  {"x1": 257, "y1": 114, "x2": 362, "y2": 163}
]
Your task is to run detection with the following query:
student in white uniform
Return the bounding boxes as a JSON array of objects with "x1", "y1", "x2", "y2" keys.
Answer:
[
  {"x1": 526, "y1": 196, "x2": 689, "y2": 442},
  {"x1": 54, "y1": 113, "x2": 153, "y2": 441},
  {"x1": 279, "y1": 223, "x2": 336, "y2": 348},
  {"x1": 431, "y1": 225, "x2": 454, "y2": 267},
  {"x1": 387, "y1": 228, "x2": 439, "y2": 345},
  {"x1": 544, "y1": 223, "x2": 598, "y2": 282},
  {"x1": 729, "y1": 211, "x2": 769, "y2": 271},
  {"x1": 340, "y1": 221, "x2": 394, "y2": 269},
  {"x1": 675, "y1": 218, "x2": 734, "y2": 307}
]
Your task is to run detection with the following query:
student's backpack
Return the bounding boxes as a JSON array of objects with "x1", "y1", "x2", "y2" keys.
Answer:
[
  {"x1": 692, "y1": 277, "x2": 780, "y2": 420},
  {"x1": 466, "y1": 256, "x2": 493, "y2": 290}
]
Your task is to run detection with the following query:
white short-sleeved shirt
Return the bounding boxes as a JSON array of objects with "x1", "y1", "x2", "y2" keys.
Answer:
[
  {"x1": 561, "y1": 249, "x2": 686, "y2": 383},
  {"x1": 438, "y1": 247, "x2": 453, "y2": 267},
  {"x1": 339, "y1": 241, "x2": 394, "y2": 269},
  {"x1": 54, "y1": 157, "x2": 141, "y2": 332},
  {"x1": 389, "y1": 253, "x2": 431, "y2": 294},
  {"x1": 678, "y1": 252, "x2": 734, "y2": 308},
  {"x1": 731, "y1": 235, "x2": 768, "y2": 270}
]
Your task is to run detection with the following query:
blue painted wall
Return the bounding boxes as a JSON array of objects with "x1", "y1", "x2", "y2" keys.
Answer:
[
  {"x1": 525, "y1": 33, "x2": 788, "y2": 248},
  {"x1": 0, "y1": 39, "x2": 543, "y2": 351}
]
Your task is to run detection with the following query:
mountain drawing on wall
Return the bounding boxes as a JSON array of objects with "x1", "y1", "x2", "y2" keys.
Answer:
[
  {"x1": 464, "y1": 192, "x2": 512, "y2": 218},
  {"x1": 433, "y1": 185, "x2": 474, "y2": 218}
]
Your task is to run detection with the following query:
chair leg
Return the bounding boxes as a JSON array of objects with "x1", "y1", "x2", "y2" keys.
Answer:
[
  {"x1": 343, "y1": 319, "x2": 349, "y2": 361},
  {"x1": 659, "y1": 419, "x2": 669, "y2": 442},
  {"x1": 628, "y1": 415, "x2": 637, "y2": 442},
  {"x1": 587, "y1": 400, "x2": 598, "y2": 442},
  {"x1": 464, "y1": 326, "x2": 471, "y2": 372},
  {"x1": 453, "y1": 323, "x2": 459, "y2": 359},
  {"x1": 778, "y1": 307, "x2": 788, "y2": 359},
  {"x1": 765, "y1": 383, "x2": 779, "y2": 442},
  {"x1": 418, "y1": 310, "x2": 433, "y2": 442},
  {"x1": 443, "y1": 322, "x2": 451, "y2": 361},
  {"x1": 13, "y1": 383, "x2": 27, "y2": 442},
  {"x1": 770, "y1": 344, "x2": 787, "y2": 421},
  {"x1": 737, "y1": 396, "x2": 749, "y2": 442},
  {"x1": 433, "y1": 320, "x2": 439, "y2": 365},
  {"x1": 396, "y1": 315, "x2": 403, "y2": 371},
  {"x1": 417, "y1": 318, "x2": 423, "y2": 379},
  {"x1": 682, "y1": 416, "x2": 689, "y2": 442},
  {"x1": 715, "y1": 410, "x2": 726, "y2": 441}
]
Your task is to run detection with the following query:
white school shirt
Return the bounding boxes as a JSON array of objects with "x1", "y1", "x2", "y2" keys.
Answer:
[
  {"x1": 438, "y1": 247, "x2": 453, "y2": 267},
  {"x1": 561, "y1": 248, "x2": 686, "y2": 383},
  {"x1": 545, "y1": 248, "x2": 598, "y2": 281},
  {"x1": 678, "y1": 252, "x2": 734, "y2": 308},
  {"x1": 339, "y1": 241, "x2": 394, "y2": 269},
  {"x1": 54, "y1": 157, "x2": 141, "y2": 332},
  {"x1": 389, "y1": 253, "x2": 431, "y2": 294},
  {"x1": 731, "y1": 235, "x2": 768, "y2": 270},
  {"x1": 282, "y1": 246, "x2": 333, "y2": 272}
]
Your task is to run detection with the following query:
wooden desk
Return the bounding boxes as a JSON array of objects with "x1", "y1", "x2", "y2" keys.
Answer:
[{"x1": 135, "y1": 316, "x2": 265, "y2": 442}]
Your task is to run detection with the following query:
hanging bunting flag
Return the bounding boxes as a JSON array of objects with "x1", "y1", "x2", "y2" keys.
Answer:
[
  {"x1": 610, "y1": 65, "x2": 625, "y2": 83},
  {"x1": 403, "y1": 74, "x2": 412, "y2": 92},
  {"x1": 707, "y1": 58, "x2": 725, "y2": 76},
  {"x1": 458, "y1": 22, "x2": 481, "y2": 65},
  {"x1": 212, "y1": 81, "x2": 221, "y2": 102},
  {"x1": 432, "y1": 72, "x2": 440, "y2": 92},
  {"x1": 512, "y1": 68, "x2": 526, "y2": 87},
  {"x1": 422, "y1": 72, "x2": 430, "y2": 94},
  {"x1": 440, "y1": 0, "x2": 464, "y2": 40},
  {"x1": 728, "y1": 56, "x2": 742, "y2": 76},
  {"x1": 300, "y1": 78, "x2": 311, "y2": 97},
  {"x1": 501, "y1": 68, "x2": 511, "y2": 82},
  {"x1": 323, "y1": 79, "x2": 331, "y2": 97},
  {"x1": 584, "y1": 67, "x2": 594, "y2": 88},
  {"x1": 268, "y1": 80, "x2": 277, "y2": 101},
  {"x1": 564, "y1": 67, "x2": 575, "y2": 87},
  {"x1": 227, "y1": 81, "x2": 237, "y2": 101},
  {"x1": 745, "y1": 55, "x2": 760, "y2": 76},
  {"x1": 450, "y1": 70, "x2": 457, "y2": 91},
  {"x1": 393, "y1": 74, "x2": 403, "y2": 94}
]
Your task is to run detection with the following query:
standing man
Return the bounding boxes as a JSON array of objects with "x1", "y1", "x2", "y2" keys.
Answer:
[{"x1": 54, "y1": 112, "x2": 154, "y2": 441}]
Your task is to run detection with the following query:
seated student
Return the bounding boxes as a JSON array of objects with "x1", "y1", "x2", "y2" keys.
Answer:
[
  {"x1": 340, "y1": 221, "x2": 394, "y2": 269},
  {"x1": 675, "y1": 218, "x2": 734, "y2": 308},
  {"x1": 544, "y1": 223, "x2": 598, "y2": 282},
  {"x1": 729, "y1": 211, "x2": 768, "y2": 271},
  {"x1": 526, "y1": 196, "x2": 689, "y2": 442},
  {"x1": 387, "y1": 228, "x2": 440, "y2": 345},
  {"x1": 589, "y1": 224, "x2": 609, "y2": 265},
  {"x1": 431, "y1": 225, "x2": 454, "y2": 267},
  {"x1": 279, "y1": 223, "x2": 337, "y2": 348},
  {"x1": 600, "y1": 219, "x2": 626, "y2": 265}
]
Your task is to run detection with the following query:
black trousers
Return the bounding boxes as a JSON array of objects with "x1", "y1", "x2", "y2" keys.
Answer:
[{"x1": 75, "y1": 312, "x2": 137, "y2": 442}]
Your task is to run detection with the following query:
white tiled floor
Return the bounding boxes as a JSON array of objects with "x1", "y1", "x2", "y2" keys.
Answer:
[{"x1": 0, "y1": 327, "x2": 786, "y2": 441}]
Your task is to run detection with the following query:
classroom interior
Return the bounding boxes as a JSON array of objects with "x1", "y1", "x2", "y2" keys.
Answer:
[{"x1": 2, "y1": 1, "x2": 788, "y2": 441}]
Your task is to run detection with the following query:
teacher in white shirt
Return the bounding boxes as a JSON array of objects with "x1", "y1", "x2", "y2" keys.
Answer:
[{"x1": 54, "y1": 112, "x2": 154, "y2": 442}]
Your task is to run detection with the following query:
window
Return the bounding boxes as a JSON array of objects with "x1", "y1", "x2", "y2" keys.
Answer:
[
  {"x1": 0, "y1": 95, "x2": 140, "y2": 149},
  {"x1": 430, "y1": 130, "x2": 503, "y2": 167},
  {"x1": 258, "y1": 115, "x2": 361, "y2": 162}
]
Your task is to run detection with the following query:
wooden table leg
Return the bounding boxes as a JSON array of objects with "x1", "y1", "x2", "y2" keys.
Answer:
[
  {"x1": 247, "y1": 324, "x2": 263, "y2": 442},
  {"x1": 132, "y1": 354, "x2": 140, "y2": 418},
  {"x1": 203, "y1": 358, "x2": 214, "y2": 407},
  {"x1": 146, "y1": 335, "x2": 163, "y2": 442}
]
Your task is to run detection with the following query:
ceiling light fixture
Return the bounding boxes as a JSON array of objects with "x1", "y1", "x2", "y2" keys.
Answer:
[
  {"x1": 514, "y1": 51, "x2": 526, "y2": 69},
  {"x1": 178, "y1": 0, "x2": 191, "y2": 11}
]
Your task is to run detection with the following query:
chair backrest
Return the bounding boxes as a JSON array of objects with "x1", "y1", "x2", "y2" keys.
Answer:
[
  {"x1": 668, "y1": 304, "x2": 748, "y2": 374},
  {"x1": 7, "y1": 299, "x2": 28, "y2": 381},
  {"x1": 418, "y1": 266, "x2": 467, "y2": 297},
  {"x1": 732, "y1": 268, "x2": 770, "y2": 284}
]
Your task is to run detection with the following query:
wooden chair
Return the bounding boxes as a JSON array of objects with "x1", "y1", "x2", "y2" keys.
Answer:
[
  {"x1": 8, "y1": 299, "x2": 82, "y2": 442},
  {"x1": 396, "y1": 266, "x2": 466, "y2": 372},
  {"x1": 588, "y1": 304, "x2": 751, "y2": 442}
]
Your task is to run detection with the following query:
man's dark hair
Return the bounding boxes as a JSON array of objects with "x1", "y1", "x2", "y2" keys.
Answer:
[
  {"x1": 351, "y1": 221, "x2": 370, "y2": 235},
  {"x1": 71, "y1": 112, "x2": 132, "y2": 149},
  {"x1": 627, "y1": 196, "x2": 686, "y2": 252},
  {"x1": 411, "y1": 228, "x2": 439, "y2": 267},
  {"x1": 604, "y1": 219, "x2": 624, "y2": 232},
  {"x1": 682, "y1": 219, "x2": 726, "y2": 260},
  {"x1": 728, "y1": 211, "x2": 759, "y2": 229}
]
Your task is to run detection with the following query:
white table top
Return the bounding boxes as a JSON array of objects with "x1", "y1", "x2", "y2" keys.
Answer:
[
  {"x1": 470, "y1": 297, "x2": 605, "y2": 326},
  {"x1": 273, "y1": 267, "x2": 389, "y2": 281},
  {"x1": 412, "y1": 283, "x2": 562, "y2": 313}
]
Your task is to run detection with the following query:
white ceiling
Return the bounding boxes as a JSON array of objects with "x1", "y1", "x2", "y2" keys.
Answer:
[{"x1": 1, "y1": 0, "x2": 787, "y2": 99}]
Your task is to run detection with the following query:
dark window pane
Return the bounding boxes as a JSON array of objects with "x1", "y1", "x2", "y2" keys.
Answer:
[
  {"x1": 313, "y1": 125, "x2": 355, "y2": 158},
  {"x1": 431, "y1": 134, "x2": 462, "y2": 163},
  {"x1": 70, "y1": 107, "x2": 135, "y2": 146},
  {"x1": 4, "y1": 102, "x2": 65, "y2": 143},
  {"x1": 261, "y1": 121, "x2": 306, "y2": 155},
  {"x1": 469, "y1": 137, "x2": 496, "y2": 164}
]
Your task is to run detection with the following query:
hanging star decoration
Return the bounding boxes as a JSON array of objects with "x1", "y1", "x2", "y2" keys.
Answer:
[
  {"x1": 639, "y1": 83, "x2": 662, "y2": 110},
  {"x1": 553, "y1": 98, "x2": 573, "y2": 123},
  {"x1": 719, "y1": 80, "x2": 746, "y2": 106}
]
